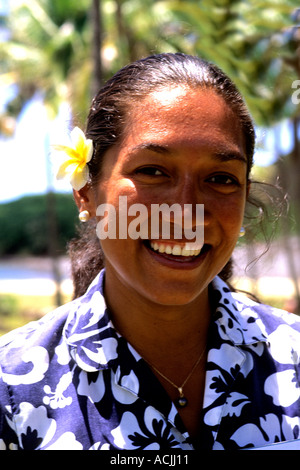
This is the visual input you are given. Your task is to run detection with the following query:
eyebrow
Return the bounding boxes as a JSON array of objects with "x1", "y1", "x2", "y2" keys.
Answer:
[
  {"x1": 129, "y1": 143, "x2": 170, "y2": 155},
  {"x1": 129, "y1": 142, "x2": 247, "y2": 164},
  {"x1": 213, "y1": 150, "x2": 247, "y2": 165}
]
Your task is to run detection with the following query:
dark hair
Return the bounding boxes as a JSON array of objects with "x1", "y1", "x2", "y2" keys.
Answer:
[{"x1": 69, "y1": 53, "x2": 256, "y2": 298}]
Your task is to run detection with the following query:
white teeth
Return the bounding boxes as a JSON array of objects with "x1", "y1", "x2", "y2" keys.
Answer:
[
  {"x1": 165, "y1": 245, "x2": 172, "y2": 254},
  {"x1": 158, "y1": 244, "x2": 165, "y2": 253},
  {"x1": 150, "y1": 242, "x2": 202, "y2": 257},
  {"x1": 172, "y1": 245, "x2": 182, "y2": 256}
]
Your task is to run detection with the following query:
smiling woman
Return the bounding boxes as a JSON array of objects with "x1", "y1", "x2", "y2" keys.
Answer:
[
  {"x1": 0, "y1": 53, "x2": 300, "y2": 451},
  {"x1": 71, "y1": 53, "x2": 254, "y2": 297}
]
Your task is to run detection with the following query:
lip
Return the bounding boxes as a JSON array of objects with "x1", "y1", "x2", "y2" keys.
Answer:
[{"x1": 143, "y1": 240, "x2": 211, "y2": 270}]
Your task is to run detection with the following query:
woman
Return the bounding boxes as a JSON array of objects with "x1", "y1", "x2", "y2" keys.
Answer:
[{"x1": 0, "y1": 53, "x2": 299, "y2": 450}]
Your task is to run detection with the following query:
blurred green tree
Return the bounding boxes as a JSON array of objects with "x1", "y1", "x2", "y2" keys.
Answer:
[
  {"x1": 0, "y1": 0, "x2": 93, "y2": 127},
  {"x1": 1, "y1": 0, "x2": 299, "y2": 126},
  {"x1": 0, "y1": 194, "x2": 78, "y2": 256}
]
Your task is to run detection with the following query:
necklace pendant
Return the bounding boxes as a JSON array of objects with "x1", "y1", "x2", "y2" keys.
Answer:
[
  {"x1": 176, "y1": 396, "x2": 188, "y2": 408},
  {"x1": 176, "y1": 387, "x2": 188, "y2": 408}
]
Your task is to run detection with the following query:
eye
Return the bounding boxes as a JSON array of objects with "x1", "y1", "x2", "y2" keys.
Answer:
[
  {"x1": 208, "y1": 174, "x2": 239, "y2": 185},
  {"x1": 135, "y1": 166, "x2": 166, "y2": 177}
]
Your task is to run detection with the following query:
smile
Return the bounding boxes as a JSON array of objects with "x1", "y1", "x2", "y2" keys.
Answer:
[
  {"x1": 149, "y1": 242, "x2": 202, "y2": 257},
  {"x1": 144, "y1": 240, "x2": 211, "y2": 269}
]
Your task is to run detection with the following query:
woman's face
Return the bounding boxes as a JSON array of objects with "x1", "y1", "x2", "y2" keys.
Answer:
[{"x1": 87, "y1": 86, "x2": 249, "y2": 306}]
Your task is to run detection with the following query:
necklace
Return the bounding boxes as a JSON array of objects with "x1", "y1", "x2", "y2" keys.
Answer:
[{"x1": 147, "y1": 345, "x2": 206, "y2": 408}]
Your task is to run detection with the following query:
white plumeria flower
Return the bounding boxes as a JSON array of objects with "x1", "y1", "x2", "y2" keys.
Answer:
[{"x1": 53, "y1": 127, "x2": 93, "y2": 190}]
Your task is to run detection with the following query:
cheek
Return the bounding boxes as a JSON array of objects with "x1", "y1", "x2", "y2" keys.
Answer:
[
  {"x1": 95, "y1": 187, "x2": 150, "y2": 247},
  {"x1": 97, "y1": 177, "x2": 140, "y2": 206},
  {"x1": 211, "y1": 195, "x2": 246, "y2": 234}
]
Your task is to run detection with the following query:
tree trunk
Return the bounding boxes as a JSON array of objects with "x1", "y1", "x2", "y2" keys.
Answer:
[
  {"x1": 46, "y1": 191, "x2": 63, "y2": 307},
  {"x1": 115, "y1": 0, "x2": 137, "y2": 63},
  {"x1": 91, "y1": 0, "x2": 103, "y2": 98},
  {"x1": 45, "y1": 131, "x2": 62, "y2": 307}
]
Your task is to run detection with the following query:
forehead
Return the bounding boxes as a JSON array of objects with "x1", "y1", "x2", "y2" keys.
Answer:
[{"x1": 124, "y1": 86, "x2": 246, "y2": 156}]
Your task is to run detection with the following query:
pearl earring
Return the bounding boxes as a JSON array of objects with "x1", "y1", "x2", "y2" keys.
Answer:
[
  {"x1": 79, "y1": 210, "x2": 90, "y2": 222},
  {"x1": 239, "y1": 226, "x2": 245, "y2": 237}
]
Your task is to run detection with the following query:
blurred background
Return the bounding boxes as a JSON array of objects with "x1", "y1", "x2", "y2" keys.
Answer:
[{"x1": 1, "y1": 0, "x2": 300, "y2": 335}]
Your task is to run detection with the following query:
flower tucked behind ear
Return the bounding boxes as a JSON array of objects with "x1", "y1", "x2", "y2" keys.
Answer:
[{"x1": 53, "y1": 127, "x2": 93, "y2": 190}]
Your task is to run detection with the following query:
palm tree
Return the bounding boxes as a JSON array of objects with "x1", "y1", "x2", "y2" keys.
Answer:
[
  {"x1": 0, "y1": 0, "x2": 92, "y2": 124},
  {"x1": 158, "y1": 0, "x2": 299, "y2": 126},
  {"x1": 3, "y1": 0, "x2": 298, "y2": 127}
]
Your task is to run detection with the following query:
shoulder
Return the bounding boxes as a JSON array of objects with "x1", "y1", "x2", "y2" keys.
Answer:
[
  {"x1": 233, "y1": 290, "x2": 300, "y2": 334},
  {"x1": 214, "y1": 273, "x2": 300, "y2": 334},
  {"x1": 232, "y1": 290, "x2": 300, "y2": 363},
  {"x1": 0, "y1": 299, "x2": 78, "y2": 373},
  {"x1": 0, "y1": 270, "x2": 105, "y2": 374},
  {"x1": 211, "y1": 276, "x2": 300, "y2": 350}
]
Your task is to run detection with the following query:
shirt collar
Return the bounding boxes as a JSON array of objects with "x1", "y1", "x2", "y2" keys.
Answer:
[
  {"x1": 63, "y1": 270, "x2": 268, "y2": 373},
  {"x1": 63, "y1": 269, "x2": 121, "y2": 372},
  {"x1": 211, "y1": 276, "x2": 268, "y2": 346}
]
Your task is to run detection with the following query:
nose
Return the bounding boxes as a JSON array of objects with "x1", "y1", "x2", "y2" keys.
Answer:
[
  {"x1": 169, "y1": 173, "x2": 199, "y2": 204},
  {"x1": 169, "y1": 174, "x2": 211, "y2": 228},
  {"x1": 159, "y1": 175, "x2": 208, "y2": 247}
]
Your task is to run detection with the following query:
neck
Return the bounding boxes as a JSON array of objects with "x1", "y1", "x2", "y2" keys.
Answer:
[{"x1": 104, "y1": 270, "x2": 211, "y2": 367}]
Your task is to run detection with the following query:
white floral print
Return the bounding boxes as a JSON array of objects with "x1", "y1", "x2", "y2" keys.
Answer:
[
  {"x1": 264, "y1": 370, "x2": 300, "y2": 408},
  {"x1": 1, "y1": 346, "x2": 49, "y2": 386},
  {"x1": 230, "y1": 414, "x2": 300, "y2": 449},
  {"x1": 111, "y1": 407, "x2": 179, "y2": 450},
  {"x1": 43, "y1": 371, "x2": 73, "y2": 409},
  {"x1": 7, "y1": 403, "x2": 57, "y2": 449},
  {"x1": 0, "y1": 270, "x2": 300, "y2": 450}
]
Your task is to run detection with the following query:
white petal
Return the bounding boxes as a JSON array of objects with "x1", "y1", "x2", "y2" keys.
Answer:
[
  {"x1": 70, "y1": 126, "x2": 85, "y2": 147},
  {"x1": 86, "y1": 139, "x2": 93, "y2": 162},
  {"x1": 70, "y1": 166, "x2": 89, "y2": 190},
  {"x1": 264, "y1": 370, "x2": 300, "y2": 407}
]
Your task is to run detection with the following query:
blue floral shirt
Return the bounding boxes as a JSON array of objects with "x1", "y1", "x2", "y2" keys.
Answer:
[{"x1": 0, "y1": 269, "x2": 300, "y2": 450}]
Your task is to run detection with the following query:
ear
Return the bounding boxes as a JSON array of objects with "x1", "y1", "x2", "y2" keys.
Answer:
[{"x1": 73, "y1": 184, "x2": 97, "y2": 218}]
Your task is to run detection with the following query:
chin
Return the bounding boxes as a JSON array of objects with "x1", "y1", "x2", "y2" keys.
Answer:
[{"x1": 140, "y1": 280, "x2": 210, "y2": 307}]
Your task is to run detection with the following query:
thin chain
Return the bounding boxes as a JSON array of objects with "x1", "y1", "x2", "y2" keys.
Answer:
[{"x1": 147, "y1": 345, "x2": 206, "y2": 396}]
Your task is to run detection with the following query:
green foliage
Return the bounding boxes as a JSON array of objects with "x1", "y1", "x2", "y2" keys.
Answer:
[
  {"x1": 0, "y1": 292, "x2": 67, "y2": 336},
  {"x1": 1, "y1": 0, "x2": 300, "y2": 128},
  {"x1": 0, "y1": 294, "x2": 19, "y2": 317},
  {"x1": 0, "y1": 193, "x2": 78, "y2": 256},
  {"x1": 158, "y1": 0, "x2": 299, "y2": 126},
  {"x1": 0, "y1": 0, "x2": 93, "y2": 120}
]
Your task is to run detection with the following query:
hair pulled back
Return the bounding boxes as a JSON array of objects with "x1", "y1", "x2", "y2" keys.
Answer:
[{"x1": 68, "y1": 53, "x2": 256, "y2": 298}]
